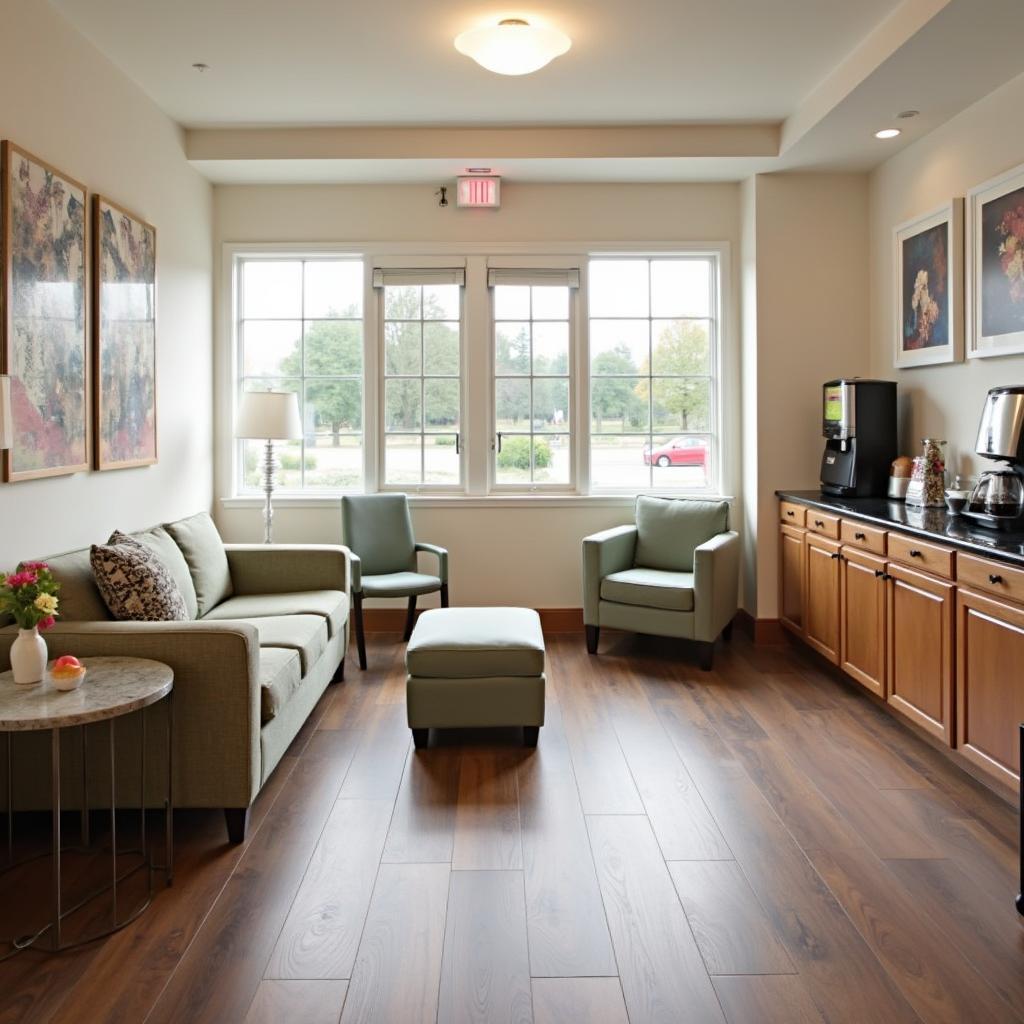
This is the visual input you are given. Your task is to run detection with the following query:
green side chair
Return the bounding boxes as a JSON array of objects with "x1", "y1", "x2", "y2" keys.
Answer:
[
  {"x1": 341, "y1": 494, "x2": 449, "y2": 670},
  {"x1": 582, "y1": 495, "x2": 739, "y2": 670}
]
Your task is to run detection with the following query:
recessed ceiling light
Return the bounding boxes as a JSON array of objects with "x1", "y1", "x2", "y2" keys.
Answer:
[
  {"x1": 191, "y1": 62, "x2": 210, "y2": 73},
  {"x1": 454, "y1": 18, "x2": 571, "y2": 76},
  {"x1": 875, "y1": 128, "x2": 901, "y2": 139},
  {"x1": 896, "y1": 109, "x2": 920, "y2": 119}
]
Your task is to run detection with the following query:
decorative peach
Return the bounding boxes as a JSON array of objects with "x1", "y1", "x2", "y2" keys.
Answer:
[{"x1": 54, "y1": 655, "x2": 82, "y2": 669}]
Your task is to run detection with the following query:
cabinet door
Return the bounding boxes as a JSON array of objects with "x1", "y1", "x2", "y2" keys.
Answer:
[
  {"x1": 804, "y1": 533, "x2": 841, "y2": 664},
  {"x1": 957, "y1": 587, "x2": 1024, "y2": 788},
  {"x1": 840, "y1": 547, "x2": 887, "y2": 698},
  {"x1": 779, "y1": 523, "x2": 806, "y2": 636},
  {"x1": 887, "y1": 563, "x2": 954, "y2": 743}
]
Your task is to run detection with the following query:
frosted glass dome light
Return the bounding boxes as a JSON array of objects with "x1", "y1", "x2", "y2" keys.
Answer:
[{"x1": 454, "y1": 18, "x2": 571, "y2": 76}]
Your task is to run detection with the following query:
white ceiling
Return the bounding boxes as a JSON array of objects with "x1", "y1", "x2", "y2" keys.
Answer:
[{"x1": 52, "y1": 0, "x2": 899, "y2": 126}]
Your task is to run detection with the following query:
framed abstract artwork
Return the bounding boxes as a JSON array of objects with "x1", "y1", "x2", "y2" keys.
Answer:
[
  {"x1": 968, "y1": 161, "x2": 1024, "y2": 358},
  {"x1": 93, "y1": 195, "x2": 157, "y2": 470},
  {"x1": 893, "y1": 200, "x2": 963, "y2": 368},
  {"x1": 0, "y1": 141, "x2": 89, "y2": 482}
]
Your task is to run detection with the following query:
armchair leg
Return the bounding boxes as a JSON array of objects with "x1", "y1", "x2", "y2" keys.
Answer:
[
  {"x1": 403, "y1": 595, "x2": 418, "y2": 641},
  {"x1": 353, "y1": 591, "x2": 368, "y2": 670},
  {"x1": 224, "y1": 806, "x2": 250, "y2": 844},
  {"x1": 412, "y1": 728, "x2": 429, "y2": 749},
  {"x1": 697, "y1": 641, "x2": 714, "y2": 672},
  {"x1": 440, "y1": 583, "x2": 449, "y2": 608},
  {"x1": 586, "y1": 625, "x2": 600, "y2": 655},
  {"x1": 722, "y1": 620, "x2": 734, "y2": 643}
]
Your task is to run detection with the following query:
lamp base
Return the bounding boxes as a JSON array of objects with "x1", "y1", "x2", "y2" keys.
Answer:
[{"x1": 261, "y1": 439, "x2": 278, "y2": 544}]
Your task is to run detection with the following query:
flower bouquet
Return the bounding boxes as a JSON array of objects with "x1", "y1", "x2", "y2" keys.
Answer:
[{"x1": 0, "y1": 563, "x2": 61, "y2": 685}]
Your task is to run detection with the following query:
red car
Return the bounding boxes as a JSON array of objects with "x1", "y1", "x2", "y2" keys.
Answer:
[{"x1": 643, "y1": 436, "x2": 707, "y2": 468}]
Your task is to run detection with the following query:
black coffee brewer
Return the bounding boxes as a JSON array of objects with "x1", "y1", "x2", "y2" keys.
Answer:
[
  {"x1": 820, "y1": 379, "x2": 898, "y2": 497},
  {"x1": 965, "y1": 386, "x2": 1024, "y2": 530}
]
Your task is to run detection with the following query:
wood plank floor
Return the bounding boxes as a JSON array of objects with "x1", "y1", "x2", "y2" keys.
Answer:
[{"x1": 0, "y1": 630, "x2": 1021, "y2": 1023}]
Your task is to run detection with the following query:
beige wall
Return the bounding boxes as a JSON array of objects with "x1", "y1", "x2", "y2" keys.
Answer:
[
  {"x1": 214, "y1": 182, "x2": 739, "y2": 608},
  {"x1": 746, "y1": 173, "x2": 871, "y2": 618},
  {"x1": 0, "y1": 0, "x2": 214, "y2": 566},
  {"x1": 869, "y1": 71, "x2": 1024, "y2": 480}
]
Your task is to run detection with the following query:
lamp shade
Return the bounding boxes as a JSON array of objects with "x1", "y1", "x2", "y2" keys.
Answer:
[
  {"x1": 454, "y1": 18, "x2": 571, "y2": 76},
  {"x1": 235, "y1": 390, "x2": 302, "y2": 440},
  {"x1": 0, "y1": 376, "x2": 13, "y2": 451}
]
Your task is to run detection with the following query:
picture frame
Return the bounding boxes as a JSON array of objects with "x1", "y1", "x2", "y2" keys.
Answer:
[
  {"x1": 893, "y1": 199, "x2": 963, "y2": 368},
  {"x1": 93, "y1": 194, "x2": 157, "y2": 470},
  {"x1": 968, "y1": 160, "x2": 1024, "y2": 358},
  {"x1": 1, "y1": 141, "x2": 90, "y2": 482}
]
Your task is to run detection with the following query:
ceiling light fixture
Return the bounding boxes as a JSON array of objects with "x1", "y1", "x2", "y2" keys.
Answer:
[
  {"x1": 874, "y1": 128, "x2": 901, "y2": 139},
  {"x1": 454, "y1": 18, "x2": 571, "y2": 76},
  {"x1": 896, "y1": 110, "x2": 920, "y2": 119}
]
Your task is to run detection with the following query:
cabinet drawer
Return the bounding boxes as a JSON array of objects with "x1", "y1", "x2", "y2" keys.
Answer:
[
  {"x1": 779, "y1": 501, "x2": 805, "y2": 527},
  {"x1": 888, "y1": 533, "x2": 955, "y2": 580},
  {"x1": 840, "y1": 519, "x2": 887, "y2": 555},
  {"x1": 806, "y1": 510, "x2": 841, "y2": 539},
  {"x1": 957, "y1": 552, "x2": 1024, "y2": 605}
]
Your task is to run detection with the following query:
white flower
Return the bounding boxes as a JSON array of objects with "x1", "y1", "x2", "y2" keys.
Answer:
[{"x1": 34, "y1": 593, "x2": 58, "y2": 615}]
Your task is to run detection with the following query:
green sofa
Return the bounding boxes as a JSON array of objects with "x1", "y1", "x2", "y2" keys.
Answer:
[
  {"x1": 0, "y1": 512, "x2": 351, "y2": 843},
  {"x1": 582, "y1": 496, "x2": 739, "y2": 670}
]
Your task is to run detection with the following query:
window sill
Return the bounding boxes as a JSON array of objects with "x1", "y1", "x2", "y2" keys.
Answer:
[{"x1": 221, "y1": 492, "x2": 735, "y2": 511}]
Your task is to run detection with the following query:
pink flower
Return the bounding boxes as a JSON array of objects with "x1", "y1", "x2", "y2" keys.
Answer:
[
  {"x1": 37, "y1": 615, "x2": 56, "y2": 631},
  {"x1": 5, "y1": 571, "x2": 37, "y2": 588},
  {"x1": 19, "y1": 561, "x2": 48, "y2": 571}
]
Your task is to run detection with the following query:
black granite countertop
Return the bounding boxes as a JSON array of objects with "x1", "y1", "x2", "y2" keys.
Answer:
[{"x1": 776, "y1": 489, "x2": 1024, "y2": 568}]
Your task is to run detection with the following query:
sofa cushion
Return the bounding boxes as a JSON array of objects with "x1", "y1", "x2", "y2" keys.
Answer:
[
  {"x1": 164, "y1": 512, "x2": 233, "y2": 617},
  {"x1": 601, "y1": 567, "x2": 695, "y2": 612},
  {"x1": 204, "y1": 590, "x2": 348, "y2": 638},
  {"x1": 132, "y1": 525, "x2": 199, "y2": 620},
  {"x1": 38, "y1": 548, "x2": 112, "y2": 621},
  {"x1": 362, "y1": 572, "x2": 441, "y2": 598},
  {"x1": 406, "y1": 607, "x2": 545, "y2": 679},
  {"x1": 90, "y1": 533, "x2": 190, "y2": 622},
  {"x1": 229, "y1": 614, "x2": 327, "y2": 674},
  {"x1": 634, "y1": 496, "x2": 729, "y2": 573},
  {"x1": 259, "y1": 647, "x2": 303, "y2": 724}
]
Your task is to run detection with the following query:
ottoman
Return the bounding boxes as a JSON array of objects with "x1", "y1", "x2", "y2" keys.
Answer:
[{"x1": 405, "y1": 607, "x2": 545, "y2": 748}]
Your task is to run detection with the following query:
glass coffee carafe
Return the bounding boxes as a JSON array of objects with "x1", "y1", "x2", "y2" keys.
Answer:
[{"x1": 968, "y1": 468, "x2": 1024, "y2": 520}]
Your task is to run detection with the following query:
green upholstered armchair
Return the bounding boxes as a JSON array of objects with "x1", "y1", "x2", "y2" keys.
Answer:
[
  {"x1": 341, "y1": 494, "x2": 449, "y2": 669},
  {"x1": 582, "y1": 495, "x2": 739, "y2": 670}
]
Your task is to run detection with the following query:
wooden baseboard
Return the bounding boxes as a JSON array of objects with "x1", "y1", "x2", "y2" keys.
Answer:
[
  {"x1": 736, "y1": 609, "x2": 788, "y2": 646},
  {"x1": 360, "y1": 606, "x2": 585, "y2": 633}
]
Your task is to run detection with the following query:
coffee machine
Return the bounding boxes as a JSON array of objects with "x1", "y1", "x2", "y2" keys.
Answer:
[
  {"x1": 820, "y1": 379, "x2": 898, "y2": 497},
  {"x1": 965, "y1": 386, "x2": 1024, "y2": 529}
]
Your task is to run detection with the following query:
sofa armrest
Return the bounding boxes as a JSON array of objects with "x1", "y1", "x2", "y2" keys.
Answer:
[
  {"x1": 693, "y1": 530, "x2": 740, "y2": 643},
  {"x1": 224, "y1": 544, "x2": 352, "y2": 597},
  {"x1": 582, "y1": 525, "x2": 638, "y2": 625},
  {"x1": 415, "y1": 542, "x2": 448, "y2": 584},
  {"x1": 0, "y1": 620, "x2": 262, "y2": 809}
]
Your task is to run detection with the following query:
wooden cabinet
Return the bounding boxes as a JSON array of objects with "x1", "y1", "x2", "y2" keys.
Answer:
[
  {"x1": 956, "y1": 587, "x2": 1024, "y2": 788},
  {"x1": 839, "y1": 519, "x2": 887, "y2": 556},
  {"x1": 840, "y1": 547, "x2": 887, "y2": 698},
  {"x1": 779, "y1": 501, "x2": 806, "y2": 527},
  {"x1": 887, "y1": 563, "x2": 955, "y2": 744},
  {"x1": 804, "y1": 532, "x2": 841, "y2": 664},
  {"x1": 887, "y1": 533, "x2": 956, "y2": 580},
  {"x1": 806, "y1": 510, "x2": 841, "y2": 540},
  {"x1": 778, "y1": 524, "x2": 806, "y2": 636}
]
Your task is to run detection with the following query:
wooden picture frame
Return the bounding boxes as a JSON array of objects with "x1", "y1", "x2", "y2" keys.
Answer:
[
  {"x1": 968, "y1": 160, "x2": 1024, "y2": 358},
  {"x1": 893, "y1": 200, "x2": 963, "y2": 368},
  {"x1": 93, "y1": 194, "x2": 157, "y2": 470},
  {"x1": 1, "y1": 141, "x2": 90, "y2": 482}
]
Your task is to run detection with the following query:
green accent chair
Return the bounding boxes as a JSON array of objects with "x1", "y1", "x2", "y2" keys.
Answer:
[
  {"x1": 341, "y1": 494, "x2": 449, "y2": 669},
  {"x1": 582, "y1": 495, "x2": 739, "y2": 670}
]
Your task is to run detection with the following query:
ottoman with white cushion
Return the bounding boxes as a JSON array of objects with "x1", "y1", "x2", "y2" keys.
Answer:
[{"x1": 405, "y1": 607, "x2": 545, "y2": 748}]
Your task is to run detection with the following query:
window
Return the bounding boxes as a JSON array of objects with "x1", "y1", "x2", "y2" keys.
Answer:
[
  {"x1": 377, "y1": 270, "x2": 464, "y2": 488},
  {"x1": 588, "y1": 256, "x2": 717, "y2": 491},
  {"x1": 238, "y1": 257, "x2": 364, "y2": 492},
  {"x1": 491, "y1": 269, "x2": 576, "y2": 488}
]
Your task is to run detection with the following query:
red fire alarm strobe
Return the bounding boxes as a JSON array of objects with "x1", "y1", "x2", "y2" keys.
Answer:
[{"x1": 456, "y1": 176, "x2": 501, "y2": 208}]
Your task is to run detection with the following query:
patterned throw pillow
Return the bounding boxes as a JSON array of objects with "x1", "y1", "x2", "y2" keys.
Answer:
[{"x1": 91, "y1": 531, "x2": 189, "y2": 622}]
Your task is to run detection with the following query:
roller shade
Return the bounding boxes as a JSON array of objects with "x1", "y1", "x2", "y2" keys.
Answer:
[
  {"x1": 372, "y1": 268, "x2": 466, "y2": 287},
  {"x1": 487, "y1": 268, "x2": 580, "y2": 288}
]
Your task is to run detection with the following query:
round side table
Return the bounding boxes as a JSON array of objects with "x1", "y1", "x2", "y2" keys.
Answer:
[{"x1": 0, "y1": 656, "x2": 173, "y2": 956}]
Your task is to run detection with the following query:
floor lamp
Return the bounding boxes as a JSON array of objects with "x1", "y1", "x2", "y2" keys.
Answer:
[{"x1": 235, "y1": 390, "x2": 303, "y2": 544}]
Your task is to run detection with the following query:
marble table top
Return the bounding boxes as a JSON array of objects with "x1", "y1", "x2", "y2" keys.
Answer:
[{"x1": 0, "y1": 657, "x2": 172, "y2": 731}]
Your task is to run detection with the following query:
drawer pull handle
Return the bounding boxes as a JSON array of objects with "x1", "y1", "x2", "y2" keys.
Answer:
[
  {"x1": 830, "y1": 552, "x2": 841, "y2": 560},
  {"x1": 989, "y1": 573, "x2": 1004, "y2": 584},
  {"x1": 854, "y1": 531, "x2": 866, "y2": 540},
  {"x1": 814, "y1": 519, "x2": 825, "y2": 527},
  {"x1": 786, "y1": 510, "x2": 795, "y2": 517},
  {"x1": 874, "y1": 569, "x2": 885, "y2": 578},
  {"x1": 909, "y1": 549, "x2": 922, "y2": 558}
]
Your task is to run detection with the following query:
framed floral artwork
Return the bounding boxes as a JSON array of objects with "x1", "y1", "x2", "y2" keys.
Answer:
[
  {"x1": 893, "y1": 200, "x2": 963, "y2": 368},
  {"x1": 93, "y1": 195, "x2": 157, "y2": 470},
  {"x1": 968, "y1": 161, "x2": 1024, "y2": 358},
  {"x1": 1, "y1": 142, "x2": 89, "y2": 482}
]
